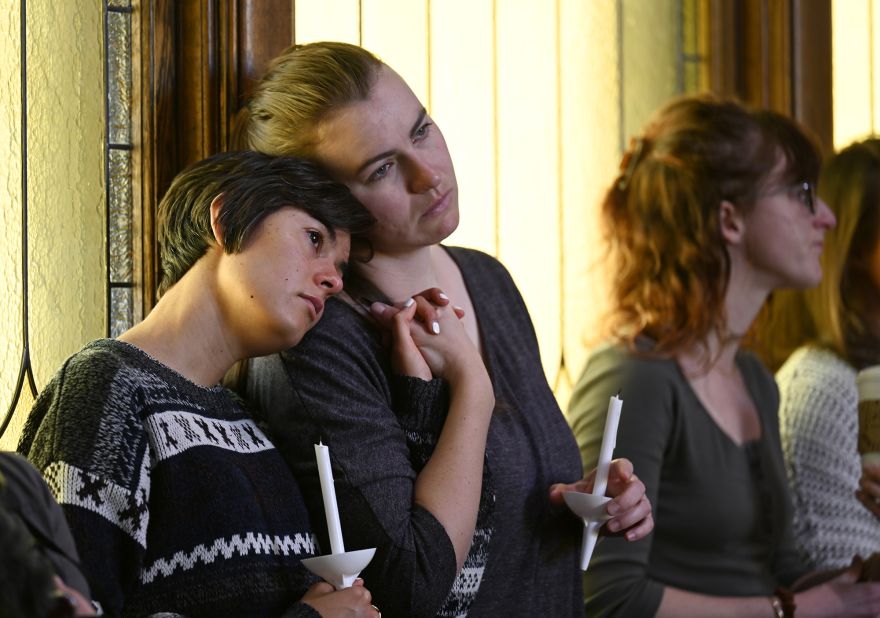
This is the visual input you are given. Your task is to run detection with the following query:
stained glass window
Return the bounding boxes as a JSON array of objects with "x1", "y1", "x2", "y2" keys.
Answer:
[{"x1": 106, "y1": 0, "x2": 134, "y2": 337}]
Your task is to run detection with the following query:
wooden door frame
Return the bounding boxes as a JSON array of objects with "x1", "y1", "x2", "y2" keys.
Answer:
[
  {"x1": 709, "y1": 0, "x2": 832, "y2": 153},
  {"x1": 135, "y1": 0, "x2": 293, "y2": 311}
]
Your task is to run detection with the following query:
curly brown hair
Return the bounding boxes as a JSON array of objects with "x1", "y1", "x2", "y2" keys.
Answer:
[{"x1": 602, "y1": 95, "x2": 821, "y2": 357}]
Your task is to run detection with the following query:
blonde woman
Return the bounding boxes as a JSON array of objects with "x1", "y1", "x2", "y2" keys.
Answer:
[{"x1": 237, "y1": 42, "x2": 653, "y2": 617}]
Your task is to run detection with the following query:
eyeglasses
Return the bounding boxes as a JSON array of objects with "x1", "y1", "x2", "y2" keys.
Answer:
[{"x1": 760, "y1": 181, "x2": 816, "y2": 215}]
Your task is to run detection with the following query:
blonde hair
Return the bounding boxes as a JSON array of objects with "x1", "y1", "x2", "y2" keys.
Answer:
[{"x1": 234, "y1": 41, "x2": 383, "y2": 157}]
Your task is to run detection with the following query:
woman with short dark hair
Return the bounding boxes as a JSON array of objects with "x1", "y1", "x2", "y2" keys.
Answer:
[{"x1": 18, "y1": 151, "x2": 378, "y2": 617}]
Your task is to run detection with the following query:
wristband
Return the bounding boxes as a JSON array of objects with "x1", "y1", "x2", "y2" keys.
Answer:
[
  {"x1": 770, "y1": 587, "x2": 795, "y2": 618},
  {"x1": 769, "y1": 596, "x2": 784, "y2": 618}
]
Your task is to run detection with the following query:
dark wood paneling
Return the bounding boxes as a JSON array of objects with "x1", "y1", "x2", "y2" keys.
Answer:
[
  {"x1": 174, "y1": 1, "x2": 218, "y2": 169},
  {"x1": 709, "y1": 0, "x2": 832, "y2": 154},
  {"x1": 793, "y1": 0, "x2": 833, "y2": 153},
  {"x1": 236, "y1": 0, "x2": 293, "y2": 109},
  {"x1": 136, "y1": 0, "x2": 294, "y2": 306},
  {"x1": 709, "y1": 0, "x2": 739, "y2": 96},
  {"x1": 135, "y1": 0, "x2": 177, "y2": 310}
]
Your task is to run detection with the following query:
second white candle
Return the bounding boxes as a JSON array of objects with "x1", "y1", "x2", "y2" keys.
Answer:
[{"x1": 592, "y1": 394, "x2": 623, "y2": 497}]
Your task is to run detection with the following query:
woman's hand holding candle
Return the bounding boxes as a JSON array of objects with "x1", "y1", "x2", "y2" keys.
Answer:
[{"x1": 548, "y1": 459, "x2": 653, "y2": 541}]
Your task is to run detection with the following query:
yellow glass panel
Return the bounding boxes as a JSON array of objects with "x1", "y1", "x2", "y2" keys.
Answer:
[
  {"x1": 295, "y1": 0, "x2": 361, "y2": 45},
  {"x1": 559, "y1": 0, "x2": 620, "y2": 410},
  {"x1": 874, "y1": 0, "x2": 880, "y2": 140},
  {"x1": 832, "y1": 0, "x2": 874, "y2": 148},
  {"x1": 495, "y1": 0, "x2": 561, "y2": 385},
  {"x1": 27, "y1": 0, "x2": 105, "y2": 388},
  {"x1": 0, "y1": 4, "x2": 24, "y2": 430},
  {"x1": 361, "y1": 0, "x2": 430, "y2": 105},
  {"x1": 432, "y1": 0, "x2": 496, "y2": 256},
  {"x1": 621, "y1": 0, "x2": 680, "y2": 144}
]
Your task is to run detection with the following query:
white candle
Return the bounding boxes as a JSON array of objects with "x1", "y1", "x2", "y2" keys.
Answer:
[
  {"x1": 592, "y1": 394, "x2": 623, "y2": 497},
  {"x1": 315, "y1": 442, "x2": 345, "y2": 554}
]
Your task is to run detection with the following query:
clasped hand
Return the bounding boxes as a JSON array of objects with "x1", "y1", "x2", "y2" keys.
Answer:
[{"x1": 368, "y1": 287, "x2": 481, "y2": 384}]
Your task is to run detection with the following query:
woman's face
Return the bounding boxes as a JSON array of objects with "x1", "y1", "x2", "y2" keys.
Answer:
[
  {"x1": 312, "y1": 66, "x2": 459, "y2": 254},
  {"x1": 741, "y1": 163, "x2": 837, "y2": 290},
  {"x1": 217, "y1": 207, "x2": 350, "y2": 353}
]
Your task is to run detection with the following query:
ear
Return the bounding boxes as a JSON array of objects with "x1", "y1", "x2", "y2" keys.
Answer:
[
  {"x1": 209, "y1": 194, "x2": 225, "y2": 248},
  {"x1": 719, "y1": 199, "x2": 745, "y2": 245}
]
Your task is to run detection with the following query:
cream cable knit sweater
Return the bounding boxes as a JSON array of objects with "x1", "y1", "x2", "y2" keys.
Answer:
[{"x1": 777, "y1": 346, "x2": 880, "y2": 569}]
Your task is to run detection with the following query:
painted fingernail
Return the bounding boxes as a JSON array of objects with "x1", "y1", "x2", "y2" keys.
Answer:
[
  {"x1": 432, "y1": 321, "x2": 441, "y2": 335},
  {"x1": 404, "y1": 298, "x2": 415, "y2": 307},
  {"x1": 454, "y1": 305, "x2": 464, "y2": 313},
  {"x1": 626, "y1": 531, "x2": 636, "y2": 541},
  {"x1": 607, "y1": 520, "x2": 620, "y2": 532},
  {"x1": 439, "y1": 292, "x2": 449, "y2": 301}
]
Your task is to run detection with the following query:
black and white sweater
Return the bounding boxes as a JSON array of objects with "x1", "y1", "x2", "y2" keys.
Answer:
[
  {"x1": 249, "y1": 247, "x2": 584, "y2": 618},
  {"x1": 18, "y1": 339, "x2": 321, "y2": 618}
]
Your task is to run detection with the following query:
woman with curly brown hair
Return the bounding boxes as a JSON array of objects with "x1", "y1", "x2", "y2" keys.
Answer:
[{"x1": 568, "y1": 96, "x2": 880, "y2": 617}]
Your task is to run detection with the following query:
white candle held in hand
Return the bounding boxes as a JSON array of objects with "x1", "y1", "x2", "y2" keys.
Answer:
[
  {"x1": 592, "y1": 394, "x2": 623, "y2": 497},
  {"x1": 315, "y1": 442, "x2": 345, "y2": 555},
  {"x1": 575, "y1": 393, "x2": 624, "y2": 570}
]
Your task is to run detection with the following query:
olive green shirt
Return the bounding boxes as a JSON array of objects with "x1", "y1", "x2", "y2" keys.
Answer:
[{"x1": 568, "y1": 345, "x2": 807, "y2": 617}]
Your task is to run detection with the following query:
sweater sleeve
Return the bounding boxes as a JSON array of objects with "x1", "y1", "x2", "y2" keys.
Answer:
[
  {"x1": 567, "y1": 346, "x2": 668, "y2": 618},
  {"x1": 281, "y1": 602, "x2": 323, "y2": 618},
  {"x1": 17, "y1": 349, "x2": 151, "y2": 617},
  {"x1": 248, "y1": 300, "x2": 458, "y2": 618},
  {"x1": 777, "y1": 351, "x2": 875, "y2": 570}
]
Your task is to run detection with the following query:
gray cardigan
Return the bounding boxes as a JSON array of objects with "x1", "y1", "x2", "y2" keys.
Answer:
[{"x1": 249, "y1": 247, "x2": 584, "y2": 618}]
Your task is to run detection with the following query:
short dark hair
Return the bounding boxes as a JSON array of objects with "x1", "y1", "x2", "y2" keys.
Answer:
[{"x1": 157, "y1": 150, "x2": 375, "y2": 294}]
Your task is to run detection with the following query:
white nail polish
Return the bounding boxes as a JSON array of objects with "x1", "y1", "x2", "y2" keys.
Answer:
[
  {"x1": 432, "y1": 321, "x2": 440, "y2": 335},
  {"x1": 439, "y1": 292, "x2": 449, "y2": 301},
  {"x1": 404, "y1": 298, "x2": 415, "y2": 307}
]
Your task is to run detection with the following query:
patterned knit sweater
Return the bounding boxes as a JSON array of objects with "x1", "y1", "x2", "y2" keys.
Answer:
[
  {"x1": 777, "y1": 345, "x2": 880, "y2": 569},
  {"x1": 248, "y1": 247, "x2": 584, "y2": 618},
  {"x1": 17, "y1": 339, "x2": 322, "y2": 618}
]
